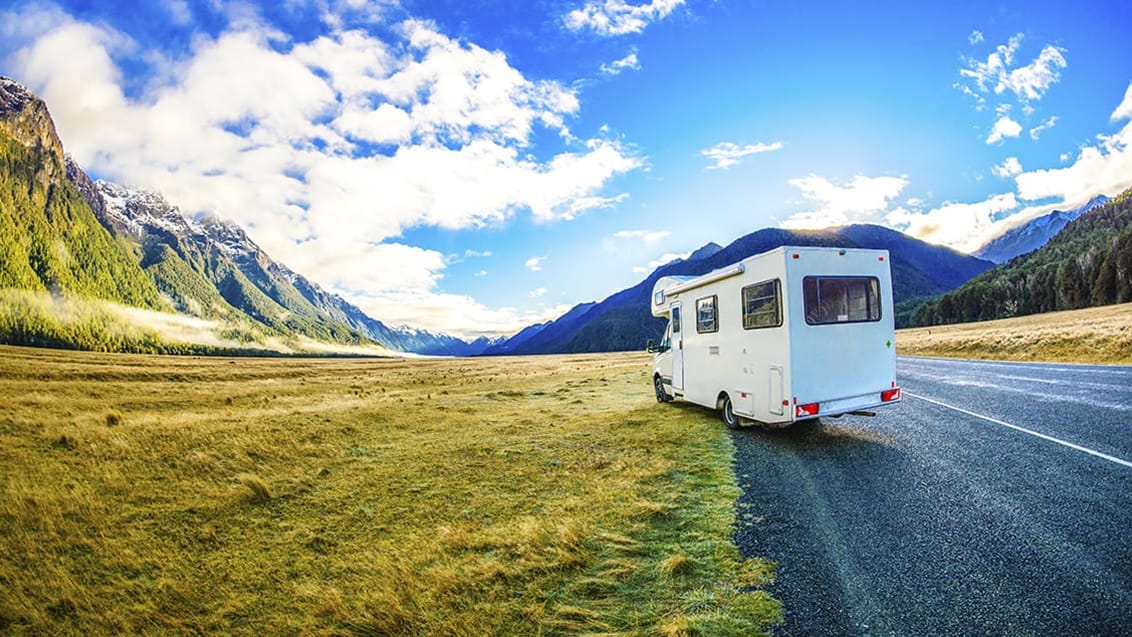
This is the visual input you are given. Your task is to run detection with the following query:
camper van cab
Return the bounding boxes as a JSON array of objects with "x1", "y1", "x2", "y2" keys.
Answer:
[{"x1": 649, "y1": 246, "x2": 900, "y2": 428}]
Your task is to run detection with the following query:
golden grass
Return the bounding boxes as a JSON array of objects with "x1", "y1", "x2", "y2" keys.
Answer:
[
  {"x1": 0, "y1": 345, "x2": 780, "y2": 635},
  {"x1": 897, "y1": 302, "x2": 1132, "y2": 364}
]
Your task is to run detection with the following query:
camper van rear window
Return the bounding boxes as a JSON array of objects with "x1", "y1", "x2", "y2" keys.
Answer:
[
  {"x1": 696, "y1": 295, "x2": 718, "y2": 333},
  {"x1": 741, "y1": 280, "x2": 782, "y2": 330},
  {"x1": 803, "y1": 277, "x2": 881, "y2": 325}
]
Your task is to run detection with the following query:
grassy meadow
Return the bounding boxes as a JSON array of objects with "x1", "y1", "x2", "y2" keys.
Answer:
[
  {"x1": 897, "y1": 302, "x2": 1132, "y2": 364},
  {"x1": 0, "y1": 345, "x2": 780, "y2": 635}
]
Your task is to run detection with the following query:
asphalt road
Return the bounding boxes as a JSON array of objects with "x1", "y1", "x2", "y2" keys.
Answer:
[{"x1": 730, "y1": 356, "x2": 1132, "y2": 636}]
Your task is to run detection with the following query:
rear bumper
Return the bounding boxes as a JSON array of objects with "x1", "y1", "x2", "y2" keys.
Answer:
[{"x1": 795, "y1": 388, "x2": 901, "y2": 420}]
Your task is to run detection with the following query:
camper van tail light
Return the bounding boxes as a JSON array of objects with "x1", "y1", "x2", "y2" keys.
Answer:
[
  {"x1": 881, "y1": 388, "x2": 901, "y2": 402},
  {"x1": 791, "y1": 253, "x2": 800, "y2": 259},
  {"x1": 795, "y1": 402, "x2": 819, "y2": 418},
  {"x1": 878, "y1": 256, "x2": 885, "y2": 262}
]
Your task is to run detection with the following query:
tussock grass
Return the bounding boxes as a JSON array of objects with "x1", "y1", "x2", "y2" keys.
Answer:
[
  {"x1": 236, "y1": 473, "x2": 271, "y2": 502},
  {"x1": 0, "y1": 345, "x2": 780, "y2": 635},
  {"x1": 898, "y1": 302, "x2": 1132, "y2": 364}
]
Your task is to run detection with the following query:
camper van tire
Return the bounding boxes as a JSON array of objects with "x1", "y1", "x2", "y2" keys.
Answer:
[
  {"x1": 654, "y1": 375, "x2": 672, "y2": 403},
  {"x1": 720, "y1": 394, "x2": 744, "y2": 430}
]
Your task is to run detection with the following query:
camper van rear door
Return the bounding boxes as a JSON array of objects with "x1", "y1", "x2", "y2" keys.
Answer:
[{"x1": 671, "y1": 303, "x2": 684, "y2": 390}]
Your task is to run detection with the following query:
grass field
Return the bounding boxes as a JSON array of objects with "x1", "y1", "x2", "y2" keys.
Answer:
[
  {"x1": 897, "y1": 302, "x2": 1132, "y2": 364},
  {"x1": 0, "y1": 345, "x2": 780, "y2": 635}
]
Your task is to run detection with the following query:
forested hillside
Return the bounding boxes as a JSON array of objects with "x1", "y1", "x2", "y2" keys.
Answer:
[{"x1": 910, "y1": 187, "x2": 1132, "y2": 326}]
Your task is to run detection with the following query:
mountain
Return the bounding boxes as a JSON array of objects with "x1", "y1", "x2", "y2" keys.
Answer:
[
  {"x1": 910, "y1": 188, "x2": 1132, "y2": 326},
  {"x1": 487, "y1": 225, "x2": 994, "y2": 355},
  {"x1": 89, "y1": 178, "x2": 499, "y2": 354},
  {"x1": 687, "y1": 241, "x2": 723, "y2": 262},
  {"x1": 0, "y1": 77, "x2": 166, "y2": 310},
  {"x1": 481, "y1": 301, "x2": 596, "y2": 355},
  {"x1": 1, "y1": 76, "x2": 486, "y2": 355},
  {"x1": 974, "y1": 195, "x2": 1110, "y2": 264}
]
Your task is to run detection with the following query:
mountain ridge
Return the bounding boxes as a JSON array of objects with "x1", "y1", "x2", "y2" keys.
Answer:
[
  {"x1": 974, "y1": 195, "x2": 1110, "y2": 264},
  {"x1": 485, "y1": 224, "x2": 994, "y2": 355}
]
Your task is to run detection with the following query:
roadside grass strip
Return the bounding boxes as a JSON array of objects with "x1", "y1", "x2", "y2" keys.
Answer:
[{"x1": 0, "y1": 346, "x2": 781, "y2": 635}]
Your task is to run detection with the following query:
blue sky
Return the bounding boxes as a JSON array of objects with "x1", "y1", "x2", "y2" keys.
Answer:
[{"x1": 2, "y1": 0, "x2": 1131, "y2": 338}]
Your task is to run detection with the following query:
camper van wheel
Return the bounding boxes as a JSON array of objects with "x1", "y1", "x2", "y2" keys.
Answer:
[
  {"x1": 654, "y1": 375, "x2": 671, "y2": 403},
  {"x1": 721, "y1": 395, "x2": 741, "y2": 430}
]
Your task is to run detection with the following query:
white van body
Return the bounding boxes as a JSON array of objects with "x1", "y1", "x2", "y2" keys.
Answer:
[{"x1": 649, "y1": 246, "x2": 901, "y2": 428}]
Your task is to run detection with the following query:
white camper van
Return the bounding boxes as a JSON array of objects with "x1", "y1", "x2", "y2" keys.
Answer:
[{"x1": 648, "y1": 246, "x2": 901, "y2": 428}]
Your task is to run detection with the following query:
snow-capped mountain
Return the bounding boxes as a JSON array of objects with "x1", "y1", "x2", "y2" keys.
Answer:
[
  {"x1": 974, "y1": 195, "x2": 1110, "y2": 264},
  {"x1": 73, "y1": 171, "x2": 491, "y2": 354}
]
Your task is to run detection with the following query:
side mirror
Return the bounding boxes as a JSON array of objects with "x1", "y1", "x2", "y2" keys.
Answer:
[{"x1": 646, "y1": 339, "x2": 655, "y2": 353}]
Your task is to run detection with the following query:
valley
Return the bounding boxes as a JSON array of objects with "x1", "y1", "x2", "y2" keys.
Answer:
[{"x1": 0, "y1": 345, "x2": 780, "y2": 635}]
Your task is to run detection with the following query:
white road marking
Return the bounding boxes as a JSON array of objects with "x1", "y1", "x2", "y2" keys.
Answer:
[{"x1": 906, "y1": 392, "x2": 1132, "y2": 469}]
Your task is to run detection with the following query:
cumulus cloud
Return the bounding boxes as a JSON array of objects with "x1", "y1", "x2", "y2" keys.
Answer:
[
  {"x1": 701, "y1": 141, "x2": 784, "y2": 170},
  {"x1": 991, "y1": 156, "x2": 1023, "y2": 178},
  {"x1": 986, "y1": 115, "x2": 1022, "y2": 144},
  {"x1": 781, "y1": 174, "x2": 908, "y2": 228},
  {"x1": 525, "y1": 256, "x2": 547, "y2": 271},
  {"x1": 1113, "y1": 82, "x2": 1132, "y2": 121},
  {"x1": 529, "y1": 287, "x2": 548, "y2": 298},
  {"x1": 600, "y1": 50, "x2": 640, "y2": 75},
  {"x1": 2, "y1": 5, "x2": 642, "y2": 338},
  {"x1": 968, "y1": 30, "x2": 984, "y2": 45},
  {"x1": 564, "y1": 0, "x2": 684, "y2": 36},
  {"x1": 886, "y1": 193, "x2": 1019, "y2": 252}
]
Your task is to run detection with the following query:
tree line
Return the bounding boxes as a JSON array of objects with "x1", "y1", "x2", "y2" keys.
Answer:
[{"x1": 909, "y1": 188, "x2": 1132, "y2": 326}]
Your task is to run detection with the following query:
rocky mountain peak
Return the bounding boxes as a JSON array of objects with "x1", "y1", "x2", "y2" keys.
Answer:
[{"x1": 0, "y1": 76, "x2": 66, "y2": 181}]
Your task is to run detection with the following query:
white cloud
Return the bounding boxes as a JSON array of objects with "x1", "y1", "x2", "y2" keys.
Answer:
[
  {"x1": 781, "y1": 174, "x2": 908, "y2": 228},
  {"x1": 600, "y1": 50, "x2": 640, "y2": 75},
  {"x1": 886, "y1": 193, "x2": 1019, "y2": 252},
  {"x1": 525, "y1": 255, "x2": 547, "y2": 271},
  {"x1": 612, "y1": 229, "x2": 670, "y2": 245},
  {"x1": 991, "y1": 156, "x2": 1023, "y2": 178},
  {"x1": 632, "y1": 251, "x2": 690, "y2": 274},
  {"x1": 1029, "y1": 115, "x2": 1058, "y2": 140},
  {"x1": 1113, "y1": 82, "x2": 1132, "y2": 121},
  {"x1": 529, "y1": 287, "x2": 548, "y2": 298},
  {"x1": 564, "y1": 0, "x2": 684, "y2": 36},
  {"x1": 960, "y1": 33, "x2": 1067, "y2": 104},
  {"x1": 1015, "y1": 125, "x2": 1132, "y2": 206},
  {"x1": 701, "y1": 141, "x2": 784, "y2": 170},
  {"x1": 986, "y1": 115, "x2": 1022, "y2": 144},
  {"x1": 2, "y1": 6, "x2": 643, "y2": 338},
  {"x1": 968, "y1": 30, "x2": 984, "y2": 45}
]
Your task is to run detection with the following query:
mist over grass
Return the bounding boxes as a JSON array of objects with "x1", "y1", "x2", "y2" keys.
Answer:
[{"x1": 0, "y1": 288, "x2": 393, "y2": 356}]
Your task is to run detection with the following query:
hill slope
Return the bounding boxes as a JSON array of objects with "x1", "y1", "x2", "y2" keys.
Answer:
[
  {"x1": 489, "y1": 224, "x2": 992, "y2": 355},
  {"x1": 910, "y1": 187, "x2": 1132, "y2": 326}
]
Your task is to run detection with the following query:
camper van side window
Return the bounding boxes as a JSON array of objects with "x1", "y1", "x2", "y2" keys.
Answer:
[
  {"x1": 741, "y1": 280, "x2": 782, "y2": 330},
  {"x1": 803, "y1": 277, "x2": 881, "y2": 325},
  {"x1": 696, "y1": 295, "x2": 718, "y2": 333}
]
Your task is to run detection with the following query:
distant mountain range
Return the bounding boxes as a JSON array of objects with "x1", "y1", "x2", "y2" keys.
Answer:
[
  {"x1": 482, "y1": 224, "x2": 994, "y2": 355},
  {"x1": 973, "y1": 195, "x2": 1110, "y2": 264}
]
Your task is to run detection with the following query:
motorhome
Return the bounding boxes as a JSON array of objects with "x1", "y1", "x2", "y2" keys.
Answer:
[{"x1": 648, "y1": 246, "x2": 901, "y2": 428}]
